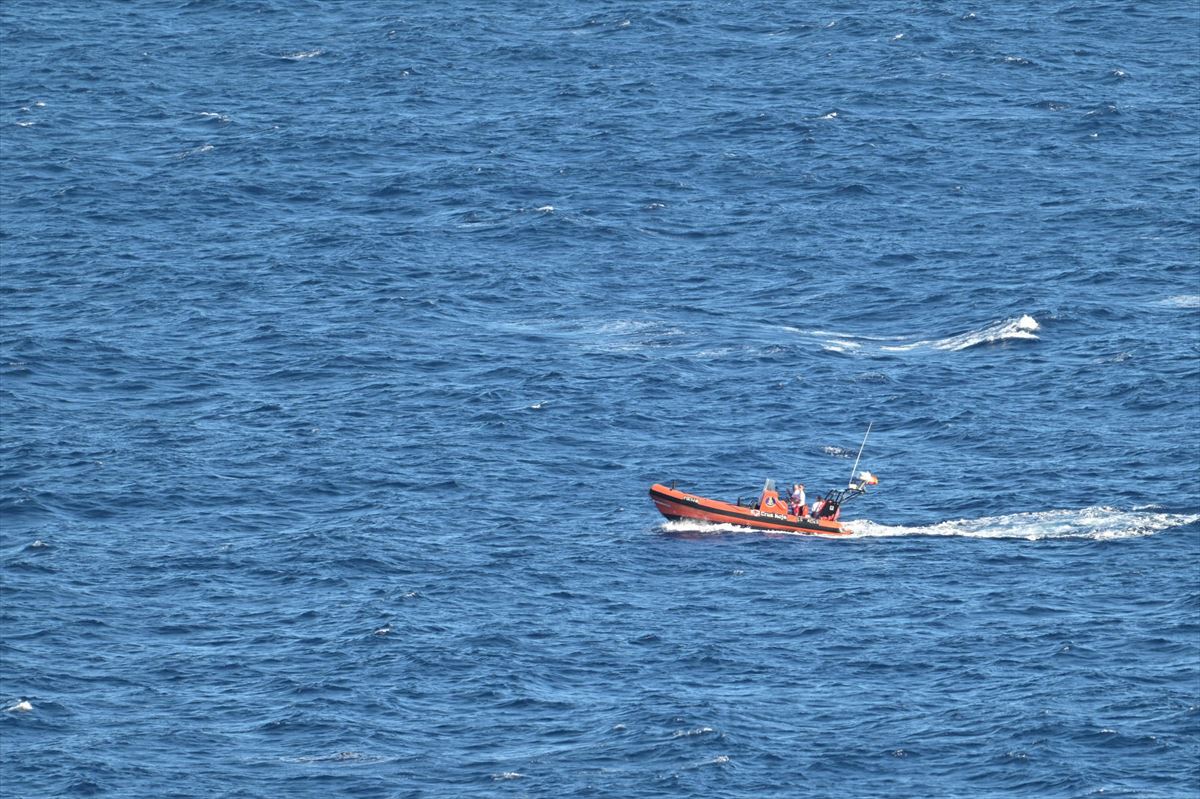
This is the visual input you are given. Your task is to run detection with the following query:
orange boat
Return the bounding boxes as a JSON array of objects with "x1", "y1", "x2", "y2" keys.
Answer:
[{"x1": 649, "y1": 476, "x2": 876, "y2": 537}]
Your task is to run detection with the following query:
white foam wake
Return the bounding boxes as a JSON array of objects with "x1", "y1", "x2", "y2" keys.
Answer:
[
  {"x1": 661, "y1": 520, "x2": 757, "y2": 534},
  {"x1": 847, "y1": 507, "x2": 1198, "y2": 541},
  {"x1": 660, "y1": 508, "x2": 1198, "y2": 541}
]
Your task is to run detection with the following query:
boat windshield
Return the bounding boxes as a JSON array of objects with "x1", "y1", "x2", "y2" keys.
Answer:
[{"x1": 761, "y1": 479, "x2": 776, "y2": 493}]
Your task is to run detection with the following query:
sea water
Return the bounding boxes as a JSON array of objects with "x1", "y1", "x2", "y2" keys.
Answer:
[{"x1": 2, "y1": 2, "x2": 1198, "y2": 796}]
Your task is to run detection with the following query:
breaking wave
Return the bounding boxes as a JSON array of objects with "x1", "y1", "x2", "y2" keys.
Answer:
[
  {"x1": 790, "y1": 315, "x2": 1041, "y2": 355},
  {"x1": 880, "y1": 315, "x2": 1041, "y2": 352}
]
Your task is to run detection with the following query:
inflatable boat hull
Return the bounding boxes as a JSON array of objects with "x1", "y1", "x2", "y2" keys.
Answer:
[{"x1": 649, "y1": 483, "x2": 852, "y2": 536}]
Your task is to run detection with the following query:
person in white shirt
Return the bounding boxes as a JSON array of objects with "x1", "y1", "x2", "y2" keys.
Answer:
[{"x1": 789, "y1": 483, "x2": 807, "y2": 517}]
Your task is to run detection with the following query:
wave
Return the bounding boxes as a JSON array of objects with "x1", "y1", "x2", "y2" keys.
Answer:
[
  {"x1": 931, "y1": 314, "x2": 1041, "y2": 351},
  {"x1": 880, "y1": 315, "x2": 1040, "y2": 352},
  {"x1": 281, "y1": 49, "x2": 323, "y2": 61},
  {"x1": 176, "y1": 143, "x2": 214, "y2": 159},
  {"x1": 282, "y1": 752, "x2": 395, "y2": 765},
  {"x1": 1161, "y1": 294, "x2": 1200, "y2": 309},
  {"x1": 790, "y1": 315, "x2": 1041, "y2": 354},
  {"x1": 821, "y1": 445, "x2": 854, "y2": 458},
  {"x1": 848, "y1": 507, "x2": 1198, "y2": 541},
  {"x1": 822, "y1": 339, "x2": 862, "y2": 353}
]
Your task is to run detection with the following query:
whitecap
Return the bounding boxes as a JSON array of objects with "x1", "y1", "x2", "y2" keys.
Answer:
[
  {"x1": 15, "y1": 121, "x2": 33, "y2": 127},
  {"x1": 822, "y1": 339, "x2": 861, "y2": 353},
  {"x1": 178, "y1": 143, "x2": 214, "y2": 158},
  {"x1": 1162, "y1": 294, "x2": 1200, "y2": 309},
  {"x1": 929, "y1": 314, "x2": 1040, "y2": 351},
  {"x1": 673, "y1": 726, "x2": 715, "y2": 738},
  {"x1": 596, "y1": 319, "x2": 664, "y2": 335},
  {"x1": 822, "y1": 445, "x2": 854, "y2": 458},
  {"x1": 865, "y1": 316, "x2": 1039, "y2": 352},
  {"x1": 847, "y1": 507, "x2": 1199, "y2": 541},
  {"x1": 282, "y1": 49, "x2": 323, "y2": 61},
  {"x1": 534, "y1": 205, "x2": 554, "y2": 213},
  {"x1": 819, "y1": 111, "x2": 838, "y2": 120},
  {"x1": 492, "y1": 772, "x2": 523, "y2": 781},
  {"x1": 878, "y1": 341, "x2": 926, "y2": 352},
  {"x1": 695, "y1": 346, "x2": 735, "y2": 358},
  {"x1": 891, "y1": 33, "x2": 906, "y2": 41},
  {"x1": 198, "y1": 111, "x2": 230, "y2": 123},
  {"x1": 284, "y1": 751, "x2": 392, "y2": 764},
  {"x1": 4, "y1": 700, "x2": 32, "y2": 713}
]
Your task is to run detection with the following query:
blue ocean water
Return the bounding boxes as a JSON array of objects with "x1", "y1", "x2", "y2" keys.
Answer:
[{"x1": 2, "y1": 1, "x2": 1199, "y2": 796}]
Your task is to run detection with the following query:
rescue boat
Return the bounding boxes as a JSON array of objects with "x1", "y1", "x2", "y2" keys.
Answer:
[{"x1": 652, "y1": 472, "x2": 878, "y2": 535}]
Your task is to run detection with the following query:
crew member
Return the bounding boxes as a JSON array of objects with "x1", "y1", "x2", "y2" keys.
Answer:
[
  {"x1": 789, "y1": 483, "x2": 807, "y2": 516},
  {"x1": 812, "y1": 498, "x2": 840, "y2": 521}
]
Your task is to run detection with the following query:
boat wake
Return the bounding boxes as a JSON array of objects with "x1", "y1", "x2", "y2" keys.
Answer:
[
  {"x1": 658, "y1": 519, "x2": 858, "y2": 539},
  {"x1": 847, "y1": 507, "x2": 1198, "y2": 541},
  {"x1": 661, "y1": 508, "x2": 1198, "y2": 541},
  {"x1": 660, "y1": 520, "x2": 760, "y2": 535}
]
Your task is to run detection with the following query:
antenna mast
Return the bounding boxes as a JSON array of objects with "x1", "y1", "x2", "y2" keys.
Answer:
[{"x1": 848, "y1": 422, "x2": 873, "y2": 488}]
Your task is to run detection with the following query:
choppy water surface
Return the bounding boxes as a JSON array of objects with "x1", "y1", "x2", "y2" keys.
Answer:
[{"x1": 2, "y1": 2, "x2": 1198, "y2": 796}]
